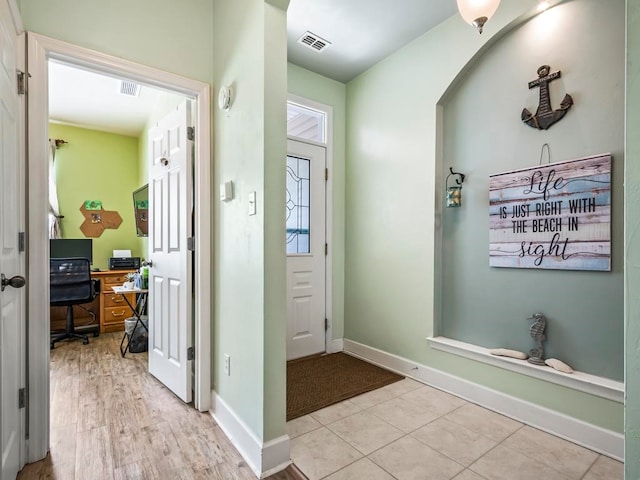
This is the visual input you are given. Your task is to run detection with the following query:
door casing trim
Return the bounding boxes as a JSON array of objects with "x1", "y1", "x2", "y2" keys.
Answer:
[{"x1": 26, "y1": 32, "x2": 211, "y2": 462}]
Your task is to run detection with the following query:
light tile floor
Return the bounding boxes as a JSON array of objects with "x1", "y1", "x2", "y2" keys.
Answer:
[{"x1": 287, "y1": 378, "x2": 623, "y2": 480}]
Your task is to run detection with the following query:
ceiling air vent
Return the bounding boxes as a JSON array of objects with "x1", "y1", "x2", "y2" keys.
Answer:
[
  {"x1": 119, "y1": 80, "x2": 141, "y2": 97},
  {"x1": 297, "y1": 31, "x2": 331, "y2": 53}
]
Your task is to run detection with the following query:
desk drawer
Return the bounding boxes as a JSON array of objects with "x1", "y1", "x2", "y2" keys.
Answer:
[
  {"x1": 104, "y1": 292, "x2": 135, "y2": 308},
  {"x1": 102, "y1": 273, "x2": 132, "y2": 286},
  {"x1": 103, "y1": 305, "x2": 133, "y2": 325}
]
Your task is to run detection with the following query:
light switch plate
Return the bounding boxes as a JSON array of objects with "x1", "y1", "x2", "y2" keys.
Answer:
[{"x1": 220, "y1": 180, "x2": 233, "y2": 202}]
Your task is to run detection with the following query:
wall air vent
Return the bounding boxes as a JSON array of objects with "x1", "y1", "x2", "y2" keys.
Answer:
[
  {"x1": 119, "y1": 80, "x2": 141, "y2": 97},
  {"x1": 297, "y1": 31, "x2": 331, "y2": 53}
]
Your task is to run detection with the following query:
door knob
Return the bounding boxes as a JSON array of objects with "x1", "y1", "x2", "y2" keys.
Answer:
[
  {"x1": 142, "y1": 260, "x2": 153, "y2": 268},
  {"x1": 1, "y1": 274, "x2": 26, "y2": 292}
]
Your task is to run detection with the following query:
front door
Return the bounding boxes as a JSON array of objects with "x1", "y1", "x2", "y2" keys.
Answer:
[
  {"x1": 286, "y1": 140, "x2": 326, "y2": 360},
  {"x1": 147, "y1": 100, "x2": 193, "y2": 402},
  {"x1": 0, "y1": 0, "x2": 25, "y2": 477}
]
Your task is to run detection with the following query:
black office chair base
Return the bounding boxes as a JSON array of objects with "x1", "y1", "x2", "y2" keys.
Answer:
[
  {"x1": 50, "y1": 332, "x2": 89, "y2": 349},
  {"x1": 54, "y1": 324, "x2": 100, "y2": 337}
]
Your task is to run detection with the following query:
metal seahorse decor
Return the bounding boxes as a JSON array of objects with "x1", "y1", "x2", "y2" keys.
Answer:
[
  {"x1": 526, "y1": 312, "x2": 547, "y2": 365},
  {"x1": 521, "y1": 65, "x2": 573, "y2": 130}
]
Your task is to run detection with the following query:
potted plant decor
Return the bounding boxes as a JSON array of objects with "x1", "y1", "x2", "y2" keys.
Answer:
[{"x1": 123, "y1": 272, "x2": 137, "y2": 289}]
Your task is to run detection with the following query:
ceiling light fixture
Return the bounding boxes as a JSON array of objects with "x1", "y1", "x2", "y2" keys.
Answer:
[
  {"x1": 536, "y1": 0, "x2": 550, "y2": 12},
  {"x1": 456, "y1": 0, "x2": 501, "y2": 34}
]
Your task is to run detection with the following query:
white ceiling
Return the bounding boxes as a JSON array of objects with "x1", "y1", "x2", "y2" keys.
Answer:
[
  {"x1": 48, "y1": 61, "x2": 182, "y2": 137},
  {"x1": 48, "y1": 1, "x2": 460, "y2": 135},
  {"x1": 288, "y1": 0, "x2": 458, "y2": 83}
]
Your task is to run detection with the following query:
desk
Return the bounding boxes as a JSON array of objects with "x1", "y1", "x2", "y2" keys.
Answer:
[
  {"x1": 93, "y1": 270, "x2": 137, "y2": 333},
  {"x1": 112, "y1": 286, "x2": 148, "y2": 357},
  {"x1": 50, "y1": 270, "x2": 137, "y2": 334}
]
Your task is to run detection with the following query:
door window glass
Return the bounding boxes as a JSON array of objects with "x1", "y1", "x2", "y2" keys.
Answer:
[
  {"x1": 286, "y1": 155, "x2": 310, "y2": 254},
  {"x1": 287, "y1": 102, "x2": 326, "y2": 143}
]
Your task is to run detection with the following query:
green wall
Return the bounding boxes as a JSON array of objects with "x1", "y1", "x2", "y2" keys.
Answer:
[
  {"x1": 345, "y1": 0, "x2": 622, "y2": 433},
  {"x1": 213, "y1": 0, "x2": 287, "y2": 442},
  {"x1": 19, "y1": 0, "x2": 214, "y2": 84},
  {"x1": 440, "y1": 0, "x2": 624, "y2": 380},
  {"x1": 287, "y1": 63, "x2": 346, "y2": 340},
  {"x1": 49, "y1": 123, "x2": 141, "y2": 269},
  {"x1": 345, "y1": 0, "x2": 537, "y2": 357},
  {"x1": 263, "y1": 1, "x2": 288, "y2": 441},
  {"x1": 625, "y1": 0, "x2": 640, "y2": 475}
]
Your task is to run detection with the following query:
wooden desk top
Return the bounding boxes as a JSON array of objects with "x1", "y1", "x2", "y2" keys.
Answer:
[{"x1": 90, "y1": 269, "x2": 136, "y2": 277}]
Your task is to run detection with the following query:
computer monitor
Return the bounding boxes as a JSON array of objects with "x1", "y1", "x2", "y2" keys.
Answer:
[
  {"x1": 50, "y1": 238, "x2": 93, "y2": 265},
  {"x1": 133, "y1": 184, "x2": 148, "y2": 237}
]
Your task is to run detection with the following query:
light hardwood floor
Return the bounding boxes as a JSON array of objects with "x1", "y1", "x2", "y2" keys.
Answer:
[{"x1": 18, "y1": 332, "x2": 303, "y2": 480}]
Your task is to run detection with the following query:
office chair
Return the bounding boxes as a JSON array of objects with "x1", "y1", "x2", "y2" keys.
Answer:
[{"x1": 50, "y1": 257, "x2": 99, "y2": 349}]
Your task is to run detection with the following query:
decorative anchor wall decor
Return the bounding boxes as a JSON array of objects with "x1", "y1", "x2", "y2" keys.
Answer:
[{"x1": 521, "y1": 65, "x2": 573, "y2": 130}]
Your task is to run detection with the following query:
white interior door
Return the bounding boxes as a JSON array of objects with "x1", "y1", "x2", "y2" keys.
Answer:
[
  {"x1": 0, "y1": 0, "x2": 25, "y2": 477},
  {"x1": 286, "y1": 140, "x2": 326, "y2": 360},
  {"x1": 147, "y1": 100, "x2": 193, "y2": 402}
]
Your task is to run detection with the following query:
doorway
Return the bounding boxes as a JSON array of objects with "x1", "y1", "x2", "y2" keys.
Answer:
[
  {"x1": 26, "y1": 33, "x2": 211, "y2": 463},
  {"x1": 47, "y1": 58, "x2": 192, "y2": 401},
  {"x1": 285, "y1": 96, "x2": 334, "y2": 361}
]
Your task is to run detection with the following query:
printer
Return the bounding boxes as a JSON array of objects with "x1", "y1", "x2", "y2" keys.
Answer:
[{"x1": 109, "y1": 257, "x2": 141, "y2": 270}]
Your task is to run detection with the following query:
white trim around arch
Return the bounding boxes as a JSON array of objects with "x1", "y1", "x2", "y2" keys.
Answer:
[{"x1": 26, "y1": 33, "x2": 211, "y2": 462}]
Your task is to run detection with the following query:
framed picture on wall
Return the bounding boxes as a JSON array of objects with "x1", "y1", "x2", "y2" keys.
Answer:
[{"x1": 489, "y1": 153, "x2": 611, "y2": 271}]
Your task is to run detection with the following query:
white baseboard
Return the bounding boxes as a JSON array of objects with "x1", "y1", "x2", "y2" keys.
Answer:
[
  {"x1": 210, "y1": 391, "x2": 291, "y2": 478},
  {"x1": 328, "y1": 338, "x2": 344, "y2": 353},
  {"x1": 343, "y1": 339, "x2": 624, "y2": 461}
]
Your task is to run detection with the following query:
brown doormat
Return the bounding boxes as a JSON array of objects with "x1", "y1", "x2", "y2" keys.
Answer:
[{"x1": 287, "y1": 352, "x2": 404, "y2": 421}]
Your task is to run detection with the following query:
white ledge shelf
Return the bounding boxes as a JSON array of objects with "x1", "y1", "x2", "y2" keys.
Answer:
[{"x1": 427, "y1": 336, "x2": 623, "y2": 403}]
